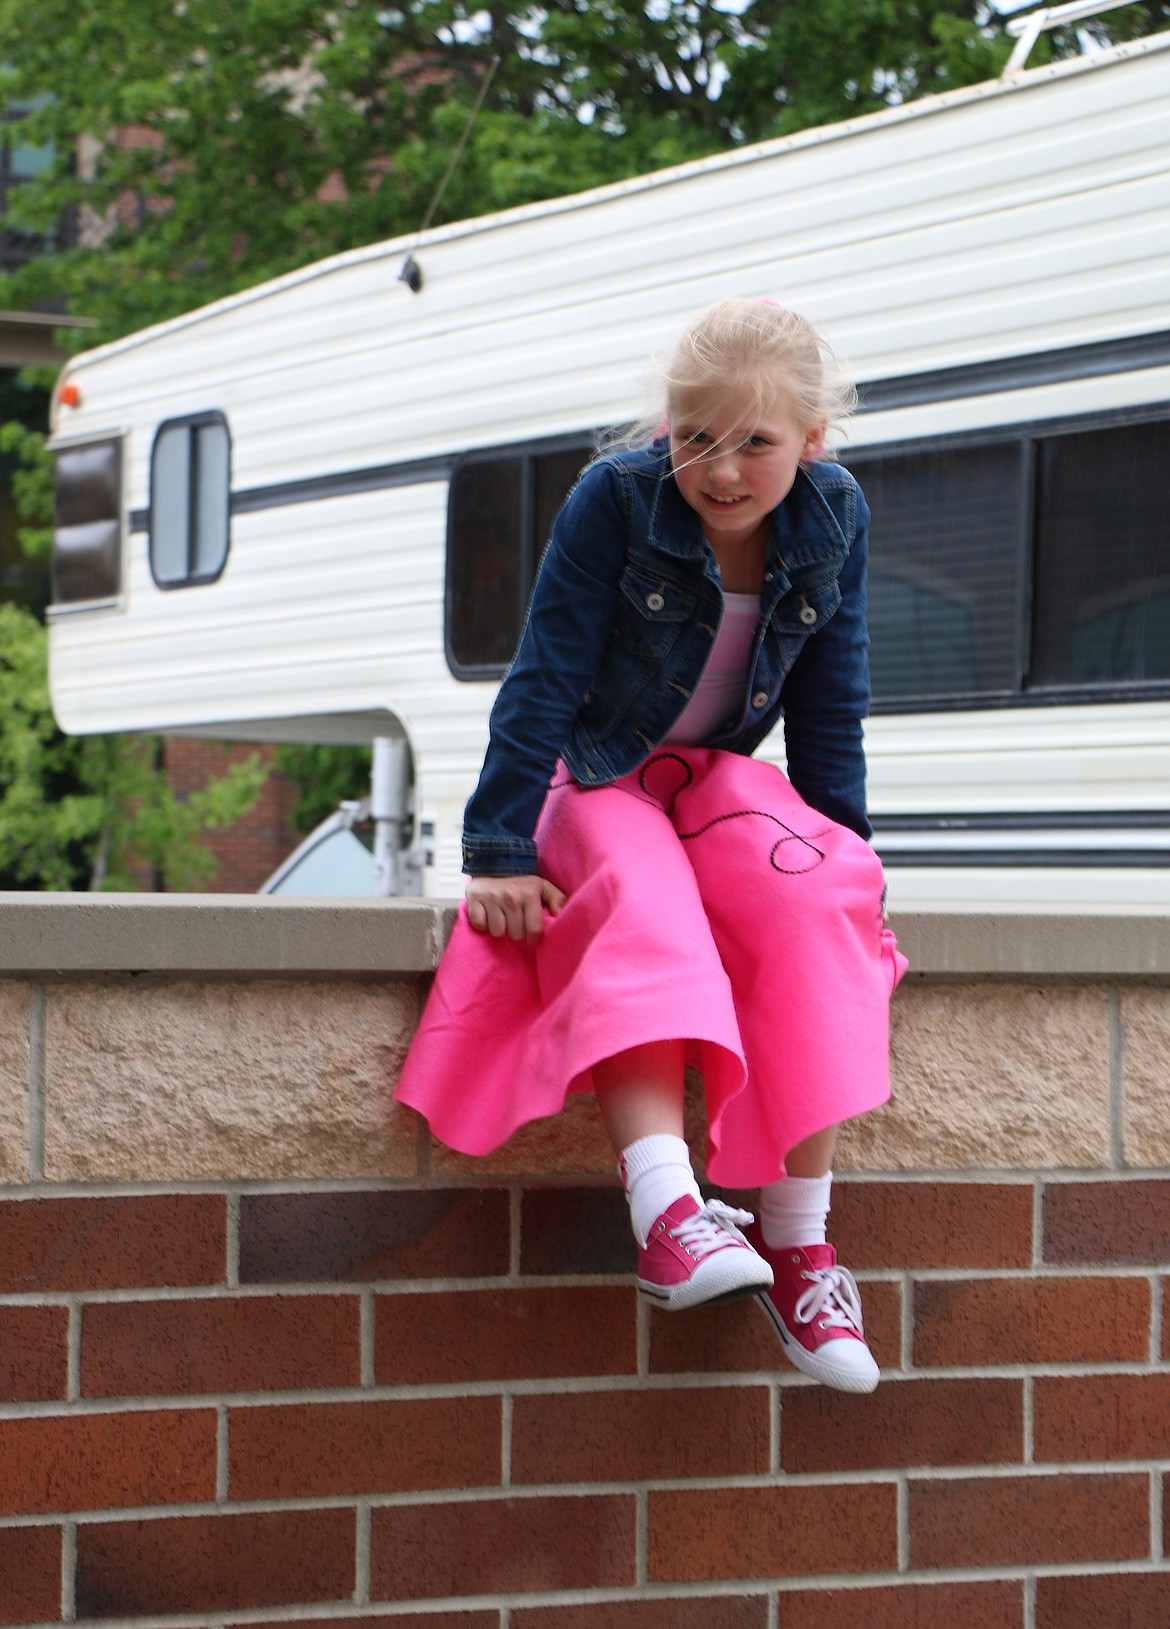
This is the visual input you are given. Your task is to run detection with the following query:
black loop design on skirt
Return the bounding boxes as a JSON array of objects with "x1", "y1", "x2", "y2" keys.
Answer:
[{"x1": 638, "y1": 753, "x2": 825, "y2": 875}]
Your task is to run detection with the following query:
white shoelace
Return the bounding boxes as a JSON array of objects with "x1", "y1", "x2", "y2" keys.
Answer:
[
  {"x1": 669, "y1": 1199, "x2": 755, "y2": 1259},
  {"x1": 793, "y1": 1263, "x2": 866, "y2": 1334}
]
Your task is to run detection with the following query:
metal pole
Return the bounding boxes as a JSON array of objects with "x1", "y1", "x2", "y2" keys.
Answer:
[{"x1": 371, "y1": 737, "x2": 408, "y2": 896}]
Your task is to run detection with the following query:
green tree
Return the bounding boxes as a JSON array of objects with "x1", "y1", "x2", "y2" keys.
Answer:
[
  {"x1": 0, "y1": 1, "x2": 1163, "y2": 347},
  {"x1": 273, "y1": 743, "x2": 373, "y2": 837},
  {"x1": 0, "y1": 601, "x2": 266, "y2": 889}
]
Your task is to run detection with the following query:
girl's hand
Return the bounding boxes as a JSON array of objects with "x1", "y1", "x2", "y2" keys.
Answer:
[{"x1": 466, "y1": 874, "x2": 567, "y2": 942}]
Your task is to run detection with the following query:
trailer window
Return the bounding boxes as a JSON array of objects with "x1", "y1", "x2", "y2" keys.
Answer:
[
  {"x1": 856, "y1": 408, "x2": 1170, "y2": 712},
  {"x1": 1032, "y1": 418, "x2": 1170, "y2": 686},
  {"x1": 446, "y1": 454, "x2": 526, "y2": 675},
  {"x1": 446, "y1": 439, "x2": 592, "y2": 678},
  {"x1": 848, "y1": 441, "x2": 1027, "y2": 703},
  {"x1": 52, "y1": 437, "x2": 122, "y2": 604},
  {"x1": 149, "y1": 412, "x2": 231, "y2": 588}
]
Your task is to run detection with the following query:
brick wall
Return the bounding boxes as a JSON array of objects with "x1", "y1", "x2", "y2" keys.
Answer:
[
  {"x1": 3, "y1": 1175, "x2": 1170, "y2": 1626},
  {"x1": 163, "y1": 739, "x2": 300, "y2": 892},
  {"x1": 1, "y1": 899, "x2": 1169, "y2": 1627}
]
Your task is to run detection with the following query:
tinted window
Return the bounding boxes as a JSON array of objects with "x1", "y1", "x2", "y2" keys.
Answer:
[
  {"x1": 52, "y1": 438, "x2": 122, "y2": 603},
  {"x1": 446, "y1": 440, "x2": 591, "y2": 678},
  {"x1": 1032, "y1": 419, "x2": 1170, "y2": 686},
  {"x1": 445, "y1": 455, "x2": 526, "y2": 675},
  {"x1": 848, "y1": 441, "x2": 1027, "y2": 703},
  {"x1": 150, "y1": 413, "x2": 231, "y2": 588}
]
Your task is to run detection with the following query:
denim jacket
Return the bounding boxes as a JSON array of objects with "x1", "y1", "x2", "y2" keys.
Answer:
[{"x1": 462, "y1": 441, "x2": 871, "y2": 876}]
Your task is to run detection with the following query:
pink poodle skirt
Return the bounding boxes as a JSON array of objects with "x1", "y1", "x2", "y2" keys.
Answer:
[{"x1": 395, "y1": 747, "x2": 907, "y2": 1187}]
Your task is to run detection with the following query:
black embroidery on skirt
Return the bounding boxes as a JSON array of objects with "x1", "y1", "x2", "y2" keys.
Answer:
[
  {"x1": 637, "y1": 751, "x2": 693, "y2": 814},
  {"x1": 637, "y1": 753, "x2": 825, "y2": 875}
]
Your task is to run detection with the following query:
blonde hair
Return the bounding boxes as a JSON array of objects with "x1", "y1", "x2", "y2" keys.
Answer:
[{"x1": 624, "y1": 298, "x2": 856, "y2": 454}]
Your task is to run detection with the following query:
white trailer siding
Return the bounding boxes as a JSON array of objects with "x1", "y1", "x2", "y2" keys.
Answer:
[{"x1": 46, "y1": 33, "x2": 1170, "y2": 899}]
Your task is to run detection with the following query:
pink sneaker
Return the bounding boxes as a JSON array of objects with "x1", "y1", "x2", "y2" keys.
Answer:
[
  {"x1": 746, "y1": 1229, "x2": 880, "y2": 1393},
  {"x1": 638, "y1": 1196, "x2": 774, "y2": 1311}
]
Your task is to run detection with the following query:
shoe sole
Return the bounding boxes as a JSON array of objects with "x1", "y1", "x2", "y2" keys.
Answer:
[
  {"x1": 756, "y1": 1291, "x2": 880, "y2": 1393},
  {"x1": 638, "y1": 1253, "x2": 774, "y2": 1312}
]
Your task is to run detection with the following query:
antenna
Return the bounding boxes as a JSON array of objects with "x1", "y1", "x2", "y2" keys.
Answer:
[
  {"x1": 1002, "y1": 0, "x2": 1138, "y2": 74},
  {"x1": 397, "y1": 54, "x2": 501, "y2": 294}
]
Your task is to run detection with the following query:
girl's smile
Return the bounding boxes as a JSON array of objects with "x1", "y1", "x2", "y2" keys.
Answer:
[{"x1": 669, "y1": 406, "x2": 826, "y2": 557}]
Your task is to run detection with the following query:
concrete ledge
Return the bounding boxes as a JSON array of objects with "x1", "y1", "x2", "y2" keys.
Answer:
[
  {"x1": 0, "y1": 893, "x2": 455, "y2": 975},
  {"x1": 0, "y1": 894, "x2": 1167, "y2": 978},
  {"x1": 896, "y1": 902, "x2": 1170, "y2": 978}
]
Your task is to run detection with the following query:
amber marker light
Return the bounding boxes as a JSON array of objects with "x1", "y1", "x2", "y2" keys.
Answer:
[{"x1": 59, "y1": 382, "x2": 82, "y2": 408}]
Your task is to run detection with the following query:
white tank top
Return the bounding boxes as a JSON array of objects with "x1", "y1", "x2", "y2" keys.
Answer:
[{"x1": 667, "y1": 592, "x2": 761, "y2": 746}]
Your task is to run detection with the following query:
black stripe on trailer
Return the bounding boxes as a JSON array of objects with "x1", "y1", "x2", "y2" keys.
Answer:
[
  {"x1": 126, "y1": 330, "x2": 1170, "y2": 534},
  {"x1": 873, "y1": 809, "x2": 1170, "y2": 867}
]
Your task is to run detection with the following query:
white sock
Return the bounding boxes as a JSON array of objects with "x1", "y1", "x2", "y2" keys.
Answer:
[
  {"x1": 758, "y1": 1171, "x2": 833, "y2": 1249},
  {"x1": 619, "y1": 1133, "x2": 702, "y2": 1247}
]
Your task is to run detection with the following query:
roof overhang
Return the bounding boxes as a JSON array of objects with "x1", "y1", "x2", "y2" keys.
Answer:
[{"x1": 0, "y1": 309, "x2": 96, "y2": 369}]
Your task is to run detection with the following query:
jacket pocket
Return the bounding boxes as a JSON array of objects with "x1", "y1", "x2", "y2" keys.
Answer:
[
  {"x1": 771, "y1": 574, "x2": 842, "y2": 636},
  {"x1": 613, "y1": 564, "x2": 695, "y2": 658}
]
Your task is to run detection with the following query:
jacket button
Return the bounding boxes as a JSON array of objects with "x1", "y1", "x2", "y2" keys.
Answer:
[
  {"x1": 800, "y1": 603, "x2": 817, "y2": 625},
  {"x1": 752, "y1": 690, "x2": 769, "y2": 709},
  {"x1": 646, "y1": 591, "x2": 665, "y2": 612}
]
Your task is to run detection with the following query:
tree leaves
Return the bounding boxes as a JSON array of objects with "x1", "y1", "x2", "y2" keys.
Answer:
[{"x1": 2, "y1": 1, "x2": 1167, "y2": 343}]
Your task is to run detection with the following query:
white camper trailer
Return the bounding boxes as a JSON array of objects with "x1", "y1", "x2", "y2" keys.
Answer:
[{"x1": 47, "y1": 19, "x2": 1170, "y2": 903}]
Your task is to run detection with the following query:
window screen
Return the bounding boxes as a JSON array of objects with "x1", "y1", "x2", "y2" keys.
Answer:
[
  {"x1": 847, "y1": 441, "x2": 1028, "y2": 703},
  {"x1": 446, "y1": 440, "x2": 591, "y2": 678},
  {"x1": 52, "y1": 437, "x2": 122, "y2": 603},
  {"x1": 1031, "y1": 418, "x2": 1170, "y2": 687},
  {"x1": 149, "y1": 413, "x2": 231, "y2": 588}
]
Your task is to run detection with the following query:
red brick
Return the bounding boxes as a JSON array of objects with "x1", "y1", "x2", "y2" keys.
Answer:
[
  {"x1": 913, "y1": 1275, "x2": 1149, "y2": 1366},
  {"x1": 520, "y1": 1188, "x2": 634, "y2": 1276},
  {"x1": 650, "y1": 1278, "x2": 900, "y2": 1374},
  {"x1": 1034, "y1": 1373, "x2": 1170, "y2": 1461},
  {"x1": 371, "y1": 1496, "x2": 634, "y2": 1599},
  {"x1": 1044, "y1": 1178, "x2": 1170, "y2": 1265},
  {"x1": 832, "y1": 1181, "x2": 1033, "y2": 1270},
  {"x1": 82, "y1": 1293, "x2": 360, "y2": 1396},
  {"x1": 375, "y1": 1286, "x2": 636, "y2": 1384},
  {"x1": 781, "y1": 1377, "x2": 1022, "y2": 1473},
  {"x1": 75, "y1": 1508, "x2": 354, "y2": 1616},
  {"x1": 648, "y1": 1483, "x2": 896, "y2": 1581},
  {"x1": 779, "y1": 1580, "x2": 1023, "y2": 1629},
  {"x1": 515, "y1": 1601, "x2": 768, "y2": 1629},
  {"x1": 0, "y1": 1304, "x2": 68, "y2": 1401},
  {"x1": 230, "y1": 1395, "x2": 500, "y2": 1498},
  {"x1": 0, "y1": 1195, "x2": 225, "y2": 1291},
  {"x1": 0, "y1": 1409, "x2": 216, "y2": 1515},
  {"x1": 909, "y1": 1471, "x2": 1148, "y2": 1568},
  {"x1": 512, "y1": 1385, "x2": 769, "y2": 1484},
  {"x1": 164, "y1": 739, "x2": 299, "y2": 893},
  {"x1": 1037, "y1": 1572, "x2": 1170, "y2": 1628},
  {"x1": 239, "y1": 1188, "x2": 510, "y2": 1282},
  {"x1": 0, "y1": 1526, "x2": 62, "y2": 1624},
  {"x1": 228, "y1": 1618, "x2": 496, "y2": 1629}
]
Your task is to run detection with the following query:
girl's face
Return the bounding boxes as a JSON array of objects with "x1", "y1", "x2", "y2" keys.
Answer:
[{"x1": 669, "y1": 399, "x2": 825, "y2": 554}]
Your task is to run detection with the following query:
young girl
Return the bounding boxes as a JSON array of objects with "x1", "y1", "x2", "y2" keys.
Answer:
[{"x1": 396, "y1": 298, "x2": 905, "y2": 1394}]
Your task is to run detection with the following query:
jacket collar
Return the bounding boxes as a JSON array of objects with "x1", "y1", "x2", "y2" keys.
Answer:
[{"x1": 640, "y1": 442, "x2": 849, "y2": 570}]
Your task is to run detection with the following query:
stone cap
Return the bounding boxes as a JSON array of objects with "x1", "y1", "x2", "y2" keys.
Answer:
[{"x1": 0, "y1": 893, "x2": 1168, "y2": 978}]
